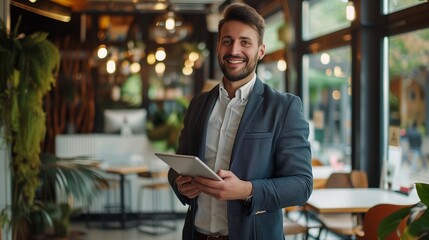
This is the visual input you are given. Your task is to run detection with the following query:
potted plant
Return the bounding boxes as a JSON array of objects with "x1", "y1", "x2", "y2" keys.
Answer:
[
  {"x1": 0, "y1": 16, "x2": 60, "y2": 239},
  {"x1": 1, "y1": 17, "x2": 106, "y2": 240},
  {"x1": 378, "y1": 182, "x2": 429, "y2": 239},
  {"x1": 36, "y1": 153, "x2": 107, "y2": 239}
]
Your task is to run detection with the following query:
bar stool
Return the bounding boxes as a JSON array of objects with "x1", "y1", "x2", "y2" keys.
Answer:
[
  {"x1": 85, "y1": 175, "x2": 132, "y2": 228},
  {"x1": 137, "y1": 167, "x2": 176, "y2": 235}
]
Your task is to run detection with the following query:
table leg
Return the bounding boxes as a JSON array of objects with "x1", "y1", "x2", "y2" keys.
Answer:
[{"x1": 119, "y1": 174, "x2": 126, "y2": 229}]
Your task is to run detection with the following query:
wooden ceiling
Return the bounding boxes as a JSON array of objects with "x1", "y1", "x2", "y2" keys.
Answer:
[
  {"x1": 12, "y1": 0, "x2": 282, "y2": 16},
  {"x1": 50, "y1": 0, "x2": 228, "y2": 13},
  {"x1": 9, "y1": 0, "x2": 284, "y2": 45}
]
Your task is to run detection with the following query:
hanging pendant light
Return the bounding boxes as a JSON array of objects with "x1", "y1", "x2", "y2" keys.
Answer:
[{"x1": 149, "y1": 10, "x2": 192, "y2": 44}]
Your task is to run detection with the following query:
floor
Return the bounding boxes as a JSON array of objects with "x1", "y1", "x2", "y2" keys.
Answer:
[
  {"x1": 71, "y1": 219, "x2": 184, "y2": 240},
  {"x1": 70, "y1": 213, "x2": 345, "y2": 240}
]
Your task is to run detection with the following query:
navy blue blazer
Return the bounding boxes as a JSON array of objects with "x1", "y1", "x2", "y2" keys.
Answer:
[{"x1": 168, "y1": 78, "x2": 313, "y2": 240}]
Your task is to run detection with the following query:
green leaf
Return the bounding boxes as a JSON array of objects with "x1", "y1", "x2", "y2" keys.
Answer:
[
  {"x1": 378, "y1": 206, "x2": 413, "y2": 239},
  {"x1": 416, "y1": 183, "x2": 429, "y2": 206},
  {"x1": 407, "y1": 211, "x2": 429, "y2": 238}
]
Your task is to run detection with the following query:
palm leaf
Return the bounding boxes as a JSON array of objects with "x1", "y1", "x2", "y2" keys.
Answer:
[{"x1": 40, "y1": 154, "x2": 107, "y2": 207}]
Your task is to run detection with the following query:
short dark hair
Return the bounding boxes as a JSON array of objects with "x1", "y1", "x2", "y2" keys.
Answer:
[{"x1": 218, "y1": 3, "x2": 265, "y2": 45}]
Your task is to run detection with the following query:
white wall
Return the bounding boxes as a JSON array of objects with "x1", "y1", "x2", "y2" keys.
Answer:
[{"x1": 0, "y1": 129, "x2": 12, "y2": 240}]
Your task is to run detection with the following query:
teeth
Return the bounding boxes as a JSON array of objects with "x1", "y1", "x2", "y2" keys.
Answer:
[{"x1": 227, "y1": 59, "x2": 244, "y2": 63}]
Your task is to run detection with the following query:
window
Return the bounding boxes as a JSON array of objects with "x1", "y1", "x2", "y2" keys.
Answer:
[
  {"x1": 258, "y1": 60, "x2": 286, "y2": 92},
  {"x1": 303, "y1": 46, "x2": 352, "y2": 168},
  {"x1": 264, "y1": 11, "x2": 286, "y2": 54},
  {"x1": 384, "y1": 0, "x2": 426, "y2": 14},
  {"x1": 386, "y1": 28, "x2": 429, "y2": 189},
  {"x1": 302, "y1": 0, "x2": 351, "y2": 40}
]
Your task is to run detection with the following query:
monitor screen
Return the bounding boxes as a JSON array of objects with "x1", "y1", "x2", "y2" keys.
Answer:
[{"x1": 104, "y1": 109, "x2": 147, "y2": 134}]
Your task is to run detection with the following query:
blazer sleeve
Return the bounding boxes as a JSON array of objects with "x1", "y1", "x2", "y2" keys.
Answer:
[{"x1": 248, "y1": 95, "x2": 313, "y2": 214}]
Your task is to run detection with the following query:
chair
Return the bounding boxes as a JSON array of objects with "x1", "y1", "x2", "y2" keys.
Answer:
[
  {"x1": 358, "y1": 204, "x2": 410, "y2": 240},
  {"x1": 350, "y1": 170, "x2": 368, "y2": 188},
  {"x1": 137, "y1": 168, "x2": 176, "y2": 235},
  {"x1": 284, "y1": 218, "x2": 309, "y2": 240},
  {"x1": 284, "y1": 207, "x2": 309, "y2": 240},
  {"x1": 312, "y1": 158, "x2": 324, "y2": 167},
  {"x1": 315, "y1": 170, "x2": 368, "y2": 239},
  {"x1": 323, "y1": 172, "x2": 353, "y2": 188}
]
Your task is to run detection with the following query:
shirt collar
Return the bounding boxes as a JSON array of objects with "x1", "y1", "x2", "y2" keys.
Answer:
[{"x1": 219, "y1": 75, "x2": 256, "y2": 102}]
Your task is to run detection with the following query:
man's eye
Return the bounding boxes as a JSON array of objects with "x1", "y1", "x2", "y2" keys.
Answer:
[
  {"x1": 223, "y1": 40, "x2": 231, "y2": 45},
  {"x1": 241, "y1": 41, "x2": 250, "y2": 46}
]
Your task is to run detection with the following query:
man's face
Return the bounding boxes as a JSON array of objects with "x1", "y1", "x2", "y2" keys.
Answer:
[{"x1": 217, "y1": 20, "x2": 265, "y2": 82}]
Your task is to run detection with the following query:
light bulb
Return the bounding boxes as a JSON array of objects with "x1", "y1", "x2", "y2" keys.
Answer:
[
  {"x1": 97, "y1": 45, "x2": 108, "y2": 59},
  {"x1": 155, "y1": 48, "x2": 166, "y2": 61},
  {"x1": 106, "y1": 59, "x2": 116, "y2": 74},
  {"x1": 346, "y1": 1, "x2": 356, "y2": 21},
  {"x1": 165, "y1": 12, "x2": 175, "y2": 30}
]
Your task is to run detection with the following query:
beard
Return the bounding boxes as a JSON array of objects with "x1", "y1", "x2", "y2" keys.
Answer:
[{"x1": 218, "y1": 53, "x2": 259, "y2": 82}]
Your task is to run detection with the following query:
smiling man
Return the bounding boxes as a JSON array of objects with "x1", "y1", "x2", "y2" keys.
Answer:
[{"x1": 168, "y1": 3, "x2": 313, "y2": 240}]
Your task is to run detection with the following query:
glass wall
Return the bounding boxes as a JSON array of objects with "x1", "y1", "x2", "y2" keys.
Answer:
[
  {"x1": 386, "y1": 28, "x2": 429, "y2": 189},
  {"x1": 301, "y1": 0, "x2": 353, "y2": 170},
  {"x1": 299, "y1": 0, "x2": 429, "y2": 187},
  {"x1": 303, "y1": 46, "x2": 352, "y2": 168}
]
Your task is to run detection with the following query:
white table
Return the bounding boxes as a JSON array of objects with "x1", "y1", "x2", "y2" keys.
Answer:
[{"x1": 305, "y1": 188, "x2": 420, "y2": 214}]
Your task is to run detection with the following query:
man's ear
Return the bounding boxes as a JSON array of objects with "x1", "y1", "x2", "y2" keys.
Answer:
[{"x1": 259, "y1": 44, "x2": 266, "y2": 60}]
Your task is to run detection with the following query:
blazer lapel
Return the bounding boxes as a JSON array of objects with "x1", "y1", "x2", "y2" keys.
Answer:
[
  {"x1": 197, "y1": 86, "x2": 219, "y2": 159},
  {"x1": 230, "y1": 78, "x2": 264, "y2": 164}
]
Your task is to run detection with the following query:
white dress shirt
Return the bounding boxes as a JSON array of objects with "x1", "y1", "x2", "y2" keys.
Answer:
[{"x1": 194, "y1": 76, "x2": 256, "y2": 235}]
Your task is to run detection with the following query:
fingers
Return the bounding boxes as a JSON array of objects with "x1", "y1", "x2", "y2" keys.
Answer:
[
  {"x1": 176, "y1": 175, "x2": 201, "y2": 199},
  {"x1": 181, "y1": 187, "x2": 201, "y2": 199}
]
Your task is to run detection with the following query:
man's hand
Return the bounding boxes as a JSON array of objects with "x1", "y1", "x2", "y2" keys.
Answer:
[
  {"x1": 175, "y1": 175, "x2": 201, "y2": 199},
  {"x1": 192, "y1": 169, "x2": 253, "y2": 201}
]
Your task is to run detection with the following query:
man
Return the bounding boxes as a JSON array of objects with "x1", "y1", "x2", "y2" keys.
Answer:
[
  {"x1": 406, "y1": 121, "x2": 426, "y2": 171},
  {"x1": 168, "y1": 3, "x2": 313, "y2": 240}
]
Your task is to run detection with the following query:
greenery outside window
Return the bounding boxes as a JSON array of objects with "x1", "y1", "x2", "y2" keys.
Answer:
[{"x1": 302, "y1": 0, "x2": 351, "y2": 40}]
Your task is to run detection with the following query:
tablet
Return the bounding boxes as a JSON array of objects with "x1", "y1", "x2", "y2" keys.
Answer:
[{"x1": 155, "y1": 153, "x2": 222, "y2": 181}]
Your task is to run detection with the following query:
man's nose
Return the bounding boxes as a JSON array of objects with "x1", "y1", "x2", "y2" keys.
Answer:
[{"x1": 229, "y1": 41, "x2": 242, "y2": 54}]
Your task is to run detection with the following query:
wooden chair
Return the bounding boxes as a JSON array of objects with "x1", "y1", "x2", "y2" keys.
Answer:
[
  {"x1": 315, "y1": 170, "x2": 368, "y2": 239},
  {"x1": 312, "y1": 158, "x2": 324, "y2": 166},
  {"x1": 358, "y1": 203, "x2": 410, "y2": 240},
  {"x1": 350, "y1": 170, "x2": 368, "y2": 188},
  {"x1": 323, "y1": 172, "x2": 353, "y2": 188}
]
